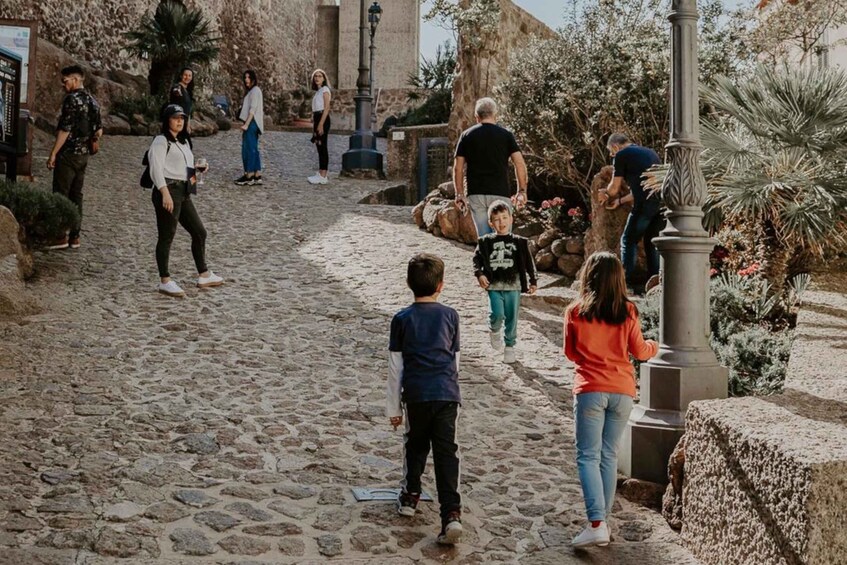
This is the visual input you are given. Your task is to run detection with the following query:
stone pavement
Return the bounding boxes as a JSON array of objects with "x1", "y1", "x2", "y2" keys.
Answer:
[{"x1": 0, "y1": 131, "x2": 699, "y2": 564}]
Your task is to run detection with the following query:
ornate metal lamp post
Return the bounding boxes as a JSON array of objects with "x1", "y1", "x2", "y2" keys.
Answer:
[
  {"x1": 368, "y1": 2, "x2": 382, "y2": 98},
  {"x1": 342, "y1": 0, "x2": 384, "y2": 176},
  {"x1": 619, "y1": 0, "x2": 728, "y2": 484}
]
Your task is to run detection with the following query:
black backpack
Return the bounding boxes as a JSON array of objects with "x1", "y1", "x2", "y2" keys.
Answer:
[{"x1": 139, "y1": 138, "x2": 171, "y2": 189}]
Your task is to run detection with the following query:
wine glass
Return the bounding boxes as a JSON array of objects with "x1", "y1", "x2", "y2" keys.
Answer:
[{"x1": 195, "y1": 157, "x2": 208, "y2": 186}]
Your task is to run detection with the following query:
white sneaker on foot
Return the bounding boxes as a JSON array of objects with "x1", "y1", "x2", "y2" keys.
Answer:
[
  {"x1": 197, "y1": 271, "x2": 224, "y2": 288},
  {"x1": 503, "y1": 346, "x2": 516, "y2": 364},
  {"x1": 489, "y1": 329, "x2": 504, "y2": 351},
  {"x1": 316, "y1": 174, "x2": 328, "y2": 184},
  {"x1": 572, "y1": 522, "x2": 610, "y2": 548},
  {"x1": 157, "y1": 280, "x2": 185, "y2": 297},
  {"x1": 307, "y1": 174, "x2": 322, "y2": 184}
]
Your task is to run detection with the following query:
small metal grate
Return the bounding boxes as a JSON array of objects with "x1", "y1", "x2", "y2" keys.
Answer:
[{"x1": 417, "y1": 137, "x2": 451, "y2": 202}]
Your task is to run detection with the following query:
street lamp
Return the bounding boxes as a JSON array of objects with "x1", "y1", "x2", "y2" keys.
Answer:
[
  {"x1": 368, "y1": 2, "x2": 382, "y2": 99},
  {"x1": 619, "y1": 0, "x2": 728, "y2": 484},
  {"x1": 342, "y1": 0, "x2": 384, "y2": 176}
]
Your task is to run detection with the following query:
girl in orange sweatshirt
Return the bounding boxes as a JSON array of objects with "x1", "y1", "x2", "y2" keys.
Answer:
[{"x1": 563, "y1": 252, "x2": 658, "y2": 548}]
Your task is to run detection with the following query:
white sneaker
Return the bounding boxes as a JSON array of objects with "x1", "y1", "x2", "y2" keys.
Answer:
[
  {"x1": 316, "y1": 174, "x2": 328, "y2": 185},
  {"x1": 307, "y1": 174, "x2": 322, "y2": 185},
  {"x1": 503, "y1": 346, "x2": 516, "y2": 364},
  {"x1": 489, "y1": 329, "x2": 504, "y2": 351},
  {"x1": 157, "y1": 280, "x2": 185, "y2": 297},
  {"x1": 197, "y1": 271, "x2": 224, "y2": 288},
  {"x1": 572, "y1": 522, "x2": 610, "y2": 548}
]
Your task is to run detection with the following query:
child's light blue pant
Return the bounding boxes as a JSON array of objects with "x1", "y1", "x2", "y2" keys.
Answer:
[{"x1": 488, "y1": 289, "x2": 520, "y2": 347}]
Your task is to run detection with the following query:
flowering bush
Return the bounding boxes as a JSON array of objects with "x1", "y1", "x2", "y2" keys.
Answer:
[{"x1": 538, "y1": 198, "x2": 589, "y2": 236}]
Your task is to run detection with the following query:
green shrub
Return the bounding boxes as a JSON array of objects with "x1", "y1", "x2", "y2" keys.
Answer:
[
  {"x1": 638, "y1": 271, "x2": 802, "y2": 396},
  {"x1": 0, "y1": 180, "x2": 80, "y2": 244}
]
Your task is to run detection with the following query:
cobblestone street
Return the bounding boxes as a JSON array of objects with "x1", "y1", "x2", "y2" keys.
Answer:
[{"x1": 0, "y1": 131, "x2": 699, "y2": 564}]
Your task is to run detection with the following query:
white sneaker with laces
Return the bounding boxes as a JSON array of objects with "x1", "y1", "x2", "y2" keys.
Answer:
[
  {"x1": 197, "y1": 271, "x2": 224, "y2": 288},
  {"x1": 572, "y1": 522, "x2": 610, "y2": 548},
  {"x1": 316, "y1": 174, "x2": 328, "y2": 185},
  {"x1": 489, "y1": 329, "x2": 504, "y2": 351},
  {"x1": 157, "y1": 280, "x2": 185, "y2": 297},
  {"x1": 503, "y1": 346, "x2": 516, "y2": 364},
  {"x1": 307, "y1": 174, "x2": 322, "y2": 185}
]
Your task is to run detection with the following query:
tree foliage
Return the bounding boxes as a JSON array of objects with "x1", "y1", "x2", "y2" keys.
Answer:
[
  {"x1": 124, "y1": 0, "x2": 220, "y2": 97},
  {"x1": 749, "y1": 0, "x2": 847, "y2": 64},
  {"x1": 400, "y1": 42, "x2": 456, "y2": 126},
  {"x1": 498, "y1": 0, "x2": 750, "y2": 202},
  {"x1": 700, "y1": 64, "x2": 847, "y2": 290}
]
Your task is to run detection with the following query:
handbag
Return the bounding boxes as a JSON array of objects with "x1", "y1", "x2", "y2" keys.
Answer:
[{"x1": 140, "y1": 139, "x2": 171, "y2": 189}]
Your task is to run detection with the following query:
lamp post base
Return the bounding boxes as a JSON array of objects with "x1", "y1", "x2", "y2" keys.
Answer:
[{"x1": 342, "y1": 130, "x2": 383, "y2": 175}]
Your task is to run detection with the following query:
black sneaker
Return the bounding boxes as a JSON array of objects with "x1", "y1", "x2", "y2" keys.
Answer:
[
  {"x1": 397, "y1": 491, "x2": 420, "y2": 517},
  {"x1": 249, "y1": 176, "x2": 263, "y2": 185},
  {"x1": 234, "y1": 174, "x2": 253, "y2": 185},
  {"x1": 436, "y1": 511, "x2": 463, "y2": 545}
]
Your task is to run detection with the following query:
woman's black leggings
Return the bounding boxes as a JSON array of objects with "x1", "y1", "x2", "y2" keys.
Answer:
[
  {"x1": 152, "y1": 181, "x2": 207, "y2": 278},
  {"x1": 313, "y1": 111, "x2": 330, "y2": 171}
]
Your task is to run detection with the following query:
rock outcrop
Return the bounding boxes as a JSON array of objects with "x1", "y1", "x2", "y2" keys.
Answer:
[{"x1": 0, "y1": 206, "x2": 37, "y2": 318}]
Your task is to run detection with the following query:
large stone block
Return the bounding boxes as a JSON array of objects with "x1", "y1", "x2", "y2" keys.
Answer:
[{"x1": 682, "y1": 397, "x2": 847, "y2": 565}]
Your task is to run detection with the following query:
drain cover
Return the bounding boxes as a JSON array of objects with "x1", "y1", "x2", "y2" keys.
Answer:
[{"x1": 351, "y1": 487, "x2": 433, "y2": 502}]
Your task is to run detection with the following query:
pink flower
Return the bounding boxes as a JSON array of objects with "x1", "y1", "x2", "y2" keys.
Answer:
[
  {"x1": 553, "y1": 197, "x2": 564, "y2": 206},
  {"x1": 567, "y1": 207, "x2": 582, "y2": 217},
  {"x1": 710, "y1": 268, "x2": 718, "y2": 277},
  {"x1": 541, "y1": 201, "x2": 551, "y2": 209}
]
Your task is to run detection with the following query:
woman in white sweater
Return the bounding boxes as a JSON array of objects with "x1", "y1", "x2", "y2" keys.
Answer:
[
  {"x1": 235, "y1": 69, "x2": 264, "y2": 186},
  {"x1": 149, "y1": 104, "x2": 223, "y2": 297}
]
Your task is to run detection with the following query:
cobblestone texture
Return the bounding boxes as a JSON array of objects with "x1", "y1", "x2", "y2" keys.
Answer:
[{"x1": 0, "y1": 131, "x2": 700, "y2": 563}]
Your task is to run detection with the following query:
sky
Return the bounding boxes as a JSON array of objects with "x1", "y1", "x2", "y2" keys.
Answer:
[{"x1": 420, "y1": 1, "x2": 568, "y2": 62}]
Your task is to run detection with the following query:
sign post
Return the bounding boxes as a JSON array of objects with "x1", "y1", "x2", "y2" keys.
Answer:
[
  {"x1": 0, "y1": 46, "x2": 22, "y2": 182},
  {"x1": 0, "y1": 20, "x2": 37, "y2": 180}
]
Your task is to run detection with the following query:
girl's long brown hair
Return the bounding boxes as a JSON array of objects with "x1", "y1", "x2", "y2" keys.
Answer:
[{"x1": 566, "y1": 251, "x2": 633, "y2": 325}]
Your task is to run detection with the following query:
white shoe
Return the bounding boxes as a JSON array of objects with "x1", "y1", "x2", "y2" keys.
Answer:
[
  {"x1": 316, "y1": 174, "x2": 328, "y2": 185},
  {"x1": 503, "y1": 346, "x2": 516, "y2": 364},
  {"x1": 307, "y1": 174, "x2": 322, "y2": 185},
  {"x1": 197, "y1": 271, "x2": 224, "y2": 288},
  {"x1": 489, "y1": 329, "x2": 504, "y2": 351},
  {"x1": 157, "y1": 280, "x2": 185, "y2": 297},
  {"x1": 572, "y1": 522, "x2": 610, "y2": 548}
]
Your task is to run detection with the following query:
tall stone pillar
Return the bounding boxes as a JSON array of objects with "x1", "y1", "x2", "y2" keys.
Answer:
[{"x1": 619, "y1": 0, "x2": 728, "y2": 484}]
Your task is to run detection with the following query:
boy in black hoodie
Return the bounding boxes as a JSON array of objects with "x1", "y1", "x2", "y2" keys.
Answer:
[{"x1": 472, "y1": 201, "x2": 538, "y2": 364}]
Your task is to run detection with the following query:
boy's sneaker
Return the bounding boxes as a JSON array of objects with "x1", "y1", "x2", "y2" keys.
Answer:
[
  {"x1": 46, "y1": 237, "x2": 69, "y2": 250},
  {"x1": 69, "y1": 237, "x2": 81, "y2": 249},
  {"x1": 489, "y1": 329, "x2": 504, "y2": 351},
  {"x1": 157, "y1": 280, "x2": 185, "y2": 298},
  {"x1": 503, "y1": 346, "x2": 516, "y2": 364},
  {"x1": 572, "y1": 521, "x2": 610, "y2": 548},
  {"x1": 436, "y1": 511, "x2": 463, "y2": 545},
  {"x1": 249, "y1": 176, "x2": 263, "y2": 185},
  {"x1": 234, "y1": 174, "x2": 253, "y2": 185},
  {"x1": 397, "y1": 491, "x2": 420, "y2": 517}
]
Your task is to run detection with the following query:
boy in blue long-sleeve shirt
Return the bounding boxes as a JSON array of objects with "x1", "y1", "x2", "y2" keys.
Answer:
[{"x1": 386, "y1": 253, "x2": 463, "y2": 546}]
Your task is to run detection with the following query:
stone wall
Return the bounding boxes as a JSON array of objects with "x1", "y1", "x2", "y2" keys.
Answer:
[
  {"x1": 386, "y1": 123, "x2": 450, "y2": 200},
  {"x1": 274, "y1": 87, "x2": 424, "y2": 133},
  {"x1": 337, "y1": 0, "x2": 419, "y2": 90},
  {"x1": 316, "y1": 5, "x2": 340, "y2": 88},
  {"x1": 1, "y1": 0, "x2": 317, "y2": 116},
  {"x1": 448, "y1": 0, "x2": 557, "y2": 146}
]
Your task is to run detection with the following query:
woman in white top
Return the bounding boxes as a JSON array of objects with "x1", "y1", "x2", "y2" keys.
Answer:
[
  {"x1": 149, "y1": 104, "x2": 223, "y2": 297},
  {"x1": 236, "y1": 69, "x2": 264, "y2": 186},
  {"x1": 308, "y1": 69, "x2": 331, "y2": 185}
]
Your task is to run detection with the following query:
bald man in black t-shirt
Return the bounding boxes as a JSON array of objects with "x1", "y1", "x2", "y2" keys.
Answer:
[{"x1": 453, "y1": 98, "x2": 528, "y2": 238}]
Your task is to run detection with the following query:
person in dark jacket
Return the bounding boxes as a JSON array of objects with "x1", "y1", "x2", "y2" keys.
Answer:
[
  {"x1": 472, "y1": 201, "x2": 538, "y2": 364},
  {"x1": 169, "y1": 67, "x2": 194, "y2": 135}
]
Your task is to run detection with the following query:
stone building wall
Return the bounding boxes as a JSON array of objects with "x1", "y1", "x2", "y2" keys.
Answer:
[
  {"x1": 337, "y1": 0, "x2": 419, "y2": 90},
  {"x1": 448, "y1": 0, "x2": 557, "y2": 146}
]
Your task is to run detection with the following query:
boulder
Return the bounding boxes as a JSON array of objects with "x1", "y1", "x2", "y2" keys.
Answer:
[
  {"x1": 512, "y1": 216, "x2": 545, "y2": 238},
  {"x1": 215, "y1": 116, "x2": 233, "y2": 132},
  {"x1": 551, "y1": 238, "x2": 569, "y2": 258},
  {"x1": 618, "y1": 478, "x2": 664, "y2": 511},
  {"x1": 534, "y1": 250, "x2": 556, "y2": 272},
  {"x1": 438, "y1": 181, "x2": 456, "y2": 199},
  {"x1": 412, "y1": 201, "x2": 425, "y2": 228},
  {"x1": 662, "y1": 434, "x2": 686, "y2": 531},
  {"x1": 190, "y1": 117, "x2": 219, "y2": 137},
  {"x1": 436, "y1": 202, "x2": 478, "y2": 245},
  {"x1": 557, "y1": 254, "x2": 584, "y2": 278},
  {"x1": 0, "y1": 207, "x2": 37, "y2": 318},
  {"x1": 537, "y1": 228, "x2": 561, "y2": 249},
  {"x1": 0, "y1": 206, "x2": 33, "y2": 279},
  {"x1": 102, "y1": 114, "x2": 131, "y2": 136},
  {"x1": 34, "y1": 38, "x2": 134, "y2": 124},
  {"x1": 565, "y1": 236, "x2": 585, "y2": 255},
  {"x1": 421, "y1": 198, "x2": 444, "y2": 232}
]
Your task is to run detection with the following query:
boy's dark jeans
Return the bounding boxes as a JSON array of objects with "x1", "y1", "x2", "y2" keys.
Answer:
[
  {"x1": 152, "y1": 181, "x2": 207, "y2": 278},
  {"x1": 403, "y1": 401, "x2": 461, "y2": 523},
  {"x1": 52, "y1": 152, "x2": 88, "y2": 239}
]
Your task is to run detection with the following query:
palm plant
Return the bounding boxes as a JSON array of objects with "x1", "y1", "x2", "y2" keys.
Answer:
[
  {"x1": 699, "y1": 64, "x2": 847, "y2": 292},
  {"x1": 125, "y1": 0, "x2": 220, "y2": 96}
]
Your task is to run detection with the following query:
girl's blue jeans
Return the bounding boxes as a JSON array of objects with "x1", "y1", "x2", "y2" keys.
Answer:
[
  {"x1": 488, "y1": 289, "x2": 520, "y2": 347},
  {"x1": 574, "y1": 392, "x2": 633, "y2": 521},
  {"x1": 242, "y1": 121, "x2": 262, "y2": 173}
]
